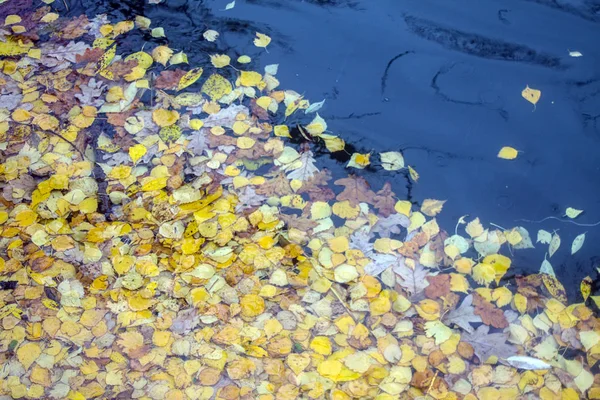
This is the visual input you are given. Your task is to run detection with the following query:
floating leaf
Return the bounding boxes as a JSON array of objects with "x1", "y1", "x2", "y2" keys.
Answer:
[
  {"x1": 178, "y1": 67, "x2": 203, "y2": 91},
  {"x1": 571, "y1": 233, "x2": 585, "y2": 255},
  {"x1": 506, "y1": 356, "x2": 552, "y2": 370},
  {"x1": 224, "y1": 0, "x2": 235, "y2": 10},
  {"x1": 380, "y1": 151, "x2": 405, "y2": 171},
  {"x1": 581, "y1": 276, "x2": 592, "y2": 301},
  {"x1": 498, "y1": 146, "x2": 518, "y2": 160},
  {"x1": 540, "y1": 257, "x2": 555, "y2": 277},
  {"x1": 521, "y1": 85, "x2": 541, "y2": 109},
  {"x1": 548, "y1": 233, "x2": 560, "y2": 258},
  {"x1": 537, "y1": 230, "x2": 552, "y2": 244},
  {"x1": 421, "y1": 199, "x2": 446, "y2": 217},
  {"x1": 254, "y1": 32, "x2": 271, "y2": 49},
  {"x1": 568, "y1": 50, "x2": 583, "y2": 57},
  {"x1": 201, "y1": 73, "x2": 233, "y2": 101},
  {"x1": 565, "y1": 207, "x2": 583, "y2": 219},
  {"x1": 151, "y1": 27, "x2": 165, "y2": 37},
  {"x1": 210, "y1": 54, "x2": 230, "y2": 68},
  {"x1": 203, "y1": 30, "x2": 219, "y2": 41},
  {"x1": 347, "y1": 153, "x2": 370, "y2": 169},
  {"x1": 152, "y1": 45, "x2": 173, "y2": 66},
  {"x1": 305, "y1": 99, "x2": 325, "y2": 114}
]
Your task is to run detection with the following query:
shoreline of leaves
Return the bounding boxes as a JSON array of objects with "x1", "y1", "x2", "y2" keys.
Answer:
[{"x1": 0, "y1": 5, "x2": 598, "y2": 400}]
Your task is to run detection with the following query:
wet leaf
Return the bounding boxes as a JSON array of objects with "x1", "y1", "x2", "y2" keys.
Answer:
[
  {"x1": 549, "y1": 233, "x2": 561, "y2": 257},
  {"x1": 571, "y1": 233, "x2": 585, "y2": 254},
  {"x1": 421, "y1": 199, "x2": 446, "y2": 217},
  {"x1": 498, "y1": 146, "x2": 518, "y2": 160},
  {"x1": 522, "y1": 85, "x2": 541, "y2": 108},
  {"x1": 178, "y1": 67, "x2": 203, "y2": 91},
  {"x1": 254, "y1": 32, "x2": 271, "y2": 49},
  {"x1": 380, "y1": 151, "x2": 405, "y2": 171},
  {"x1": 565, "y1": 207, "x2": 583, "y2": 219}
]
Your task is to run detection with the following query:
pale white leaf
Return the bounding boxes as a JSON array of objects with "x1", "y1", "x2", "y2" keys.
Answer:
[
  {"x1": 548, "y1": 233, "x2": 560, "y2": 258},
  {"x1": 537, "y1": 230, "x2": 552, "y2": 244},
  {"x1": 506, "y1": 356, "x2": 552, "y2": 370},
  {"x1": 264, "y1": 64, "x2": 279, "y2": 75},
  {"x1": 568, "y1": 50, "x2": 583, "y2": 57},
  {"x1": 224, "y1": 0, "x2": 235, "y2": 10},
  {"x1": 305, "y1": 99, "x2": 326, "y2": 114},
  {"x1": 151, "y1": 27, "x2": 165, "y2": 38},
  {"x1": 565, "y1": 207, "x2": 583, "y2": 219},
  {"x1": 540, "y1": 258, "x2": 555, "y2": 277},
  {"x1": 513, "y1": 226, "x2": 534, "y2": 249},
  {"x1": 203, "y1": 30, "x2": 219, "y2": 42},
  {"x1": 571, "y1": 233, "x2": 586, "y2": 255}
]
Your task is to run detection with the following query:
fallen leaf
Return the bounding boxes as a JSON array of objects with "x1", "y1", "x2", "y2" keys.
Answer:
[
  {"x1": 571, "y1": 233, "x2": 585, "y2": 255},
  {"x1": 421, "y1": 199, "x2": 446, "y2": 217},
  {"x1": 521, "y1": 85, "x2": 541, "y2": 109},
  {"x1": 549, "y1": 233, "x2": 560, "y2": 258},
  {"x1": 254, "y1": 32, "x2": 271, "y2": 50},
  {"x1": 498, "y1": 146, "x2": 518, "y2": 160},
  {"x1": 380, "y1": 151, "x2": 405, "y2": 171},
  {"x1": 443, "y1": 294, "x2": 482, "y2": 333},
  {"x1": 565, "y1": 207, "x2": 583, "y2": 219}
]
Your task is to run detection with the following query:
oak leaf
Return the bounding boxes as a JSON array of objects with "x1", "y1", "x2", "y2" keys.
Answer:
[
  {"x1": 334, "y1": 175, "x2": 376, "y2": 206},
  {"x1": 373, "y1": 182, "x2": 397, "y2": 217},
  {"x1": 472, "y1": 293, "x2": 508, "y2": 329}
]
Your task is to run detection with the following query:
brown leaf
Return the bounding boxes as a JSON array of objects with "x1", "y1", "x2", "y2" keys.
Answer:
[
  {"x1": 155, "y1": 69, "x2": 188, "y2": 90},
  {"x1": 424, "y1": 274, "x2": 450, "y2": 299},
  {"x1": 104, "y1": 59, "x2": 138, "y2": 79},
  {"x1": 256, "y1": 173, "x2": 293, "y2": 197},
  {"x1": 75, "y1": 47, "x2": 104, "y2": 64},
  {"x1": 279, "y1": 214, "x2": 318, "y2": 231},
  {"x1": 334, "y1": 175, "x2": 376, "y2": 206},
  {"x1": 60, "y1": 15, "x2": 89, "y2": 39},
  {"x1": 250, "y1": 99, "x2": 270, "y2": 120},
  {"x1": 472, "y1": 293, "x2": 508, "y2": 329},
  {"x1": 373, "y1": 182, "x2": 396, "y2": 217}
]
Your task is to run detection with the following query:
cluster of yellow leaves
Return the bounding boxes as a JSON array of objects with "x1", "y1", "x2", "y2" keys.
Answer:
[{"x1": 0, "y1": 7, "x2": 597, "y2": 400}]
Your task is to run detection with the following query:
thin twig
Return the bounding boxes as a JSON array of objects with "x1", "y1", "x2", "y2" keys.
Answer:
[
  {"x1": 62, "y1": 0, "x2": 69, "y2": 11},
  {"x1": 517, "y1": 216, "x2": 600, "y2": 227}
]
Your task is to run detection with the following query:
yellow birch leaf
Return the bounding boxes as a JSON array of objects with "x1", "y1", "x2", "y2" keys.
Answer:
[
  {"x1": 421, "y1": 199, "x2": 446, "y2": 217},
  {"x1": 17, "y1": 342, "x2": 41, "y2": 370},
  {"x1": 408, "y1": 165, "x2": 419, "y2": 181},
  {"x1": 498, "y1": 146, "x2": 518, "y2": 160},
  {"x1": 152, "y1": 109, "x2": 179, "y2": 127},
  {"x1": 522, "y1": 85, "x2": 541, "y2": 108},
  {"x1": 581, "y1": 276, "x2": 592, "y2": 301},
  {"x1": 256, "y1": 96, "x2": 272, "y2": 110},
  {"x1": 237, "y1": 55, "x2": 251, "y2": 64},
  {"x1": 178, "y1": 67, "x2": 203, "y2": 91},
  {"x1": 394, "y1": 200, "x2": 412, "y2": 216},
  {"x1": 152, "y1": 45, "x2": 173, "y2": 66},
  {"x1": 254, "y1": 32, "x2": 271, "y2": 49},
  {"x1": 310, "y1": 336, "x2": 332, "y2": 355},
  {"x1": 5, "y1": 15, "x2": 21, "y2": 25},
  {"x1": 240, "y1": 71, "x2": 262, "y2": 87},
  {"x1": 274, "y1": 125, "x2": 290, "y2": 138},
  {"x1": 129, "y1": 144, "x2": 147, "y2": 163},
  {"x1": 347, "y1": 153, "x2": 370, "y2": 169},
  {"x1": 210, "y1": 54, "x2": 230, "y2": 68},
  {"x1": 201, "y1": 73, "x2": 233, "y2": 101}
]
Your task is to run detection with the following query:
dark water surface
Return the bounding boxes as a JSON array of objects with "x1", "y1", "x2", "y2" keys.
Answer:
[{"x1": 65, "y1": 0, "x2": 600, "y2": 297}]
